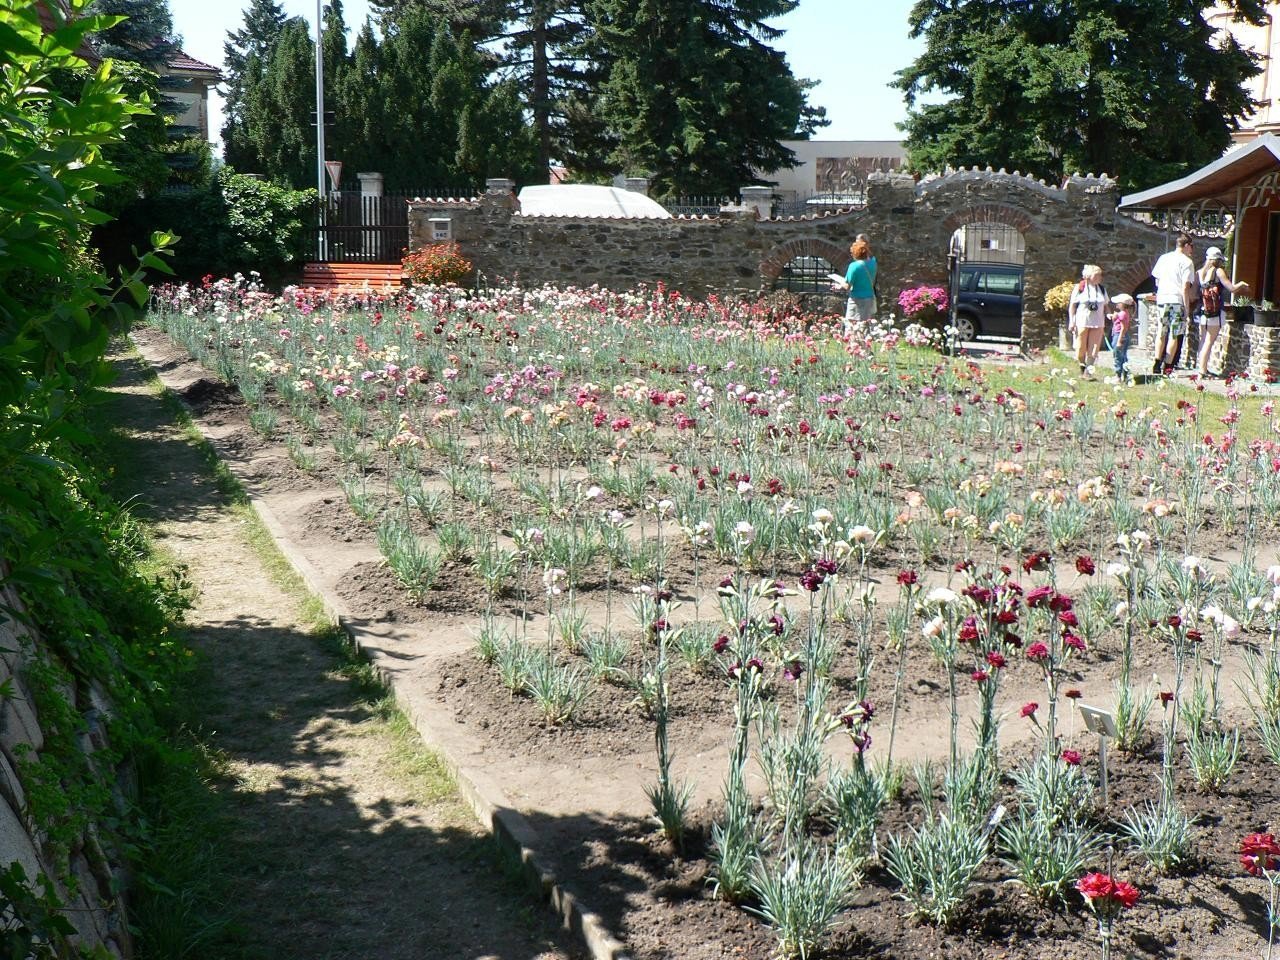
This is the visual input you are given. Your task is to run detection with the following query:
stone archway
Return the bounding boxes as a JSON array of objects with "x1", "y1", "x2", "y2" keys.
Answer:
[
  {"x1": 942, "y1": 203, "x2": 1036, "y2": 237},
  {"x1": 759, "y1": 237, "x2": 852, "y2": 287}
]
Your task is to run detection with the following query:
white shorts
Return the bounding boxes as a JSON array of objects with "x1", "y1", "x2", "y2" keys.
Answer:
[{"x1": 1198, "y1": 312, "x2": 1222, "y2": 329}]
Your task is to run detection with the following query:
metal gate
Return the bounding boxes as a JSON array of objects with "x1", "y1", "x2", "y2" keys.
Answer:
[{"x1": 304, "y1": 190, "x2": 442, "y2": 264}]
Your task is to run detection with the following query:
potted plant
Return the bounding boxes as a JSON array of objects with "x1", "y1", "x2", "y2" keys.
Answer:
[
  {"x1": 897, "y1": 284, "x2": 950, "y2": 330},
  {"x1": 1044, "y1": 280, "x2": 1076, "y2": 349},
  {"x1": 1255, "y1": 299, "x2": 1279, "y2": 328}
]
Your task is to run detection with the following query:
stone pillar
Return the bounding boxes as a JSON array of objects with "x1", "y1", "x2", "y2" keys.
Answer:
[
  {"x1": 624, "y1": 177, "x2": 651, "y2": 196},
  {"x1": 486, "y1": 178, "x2": 516, "y2": 195},
  {"x1": 739, "y1": 186, "x2": 773, "y2": 220},
  {"x1": 357, "y1": 172, "x2": 384, "y2": 260}
]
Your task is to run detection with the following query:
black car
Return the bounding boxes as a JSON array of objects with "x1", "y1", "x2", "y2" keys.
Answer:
[{"x1": 954, "y1": 263, "x2": 1024, "y2": 340}]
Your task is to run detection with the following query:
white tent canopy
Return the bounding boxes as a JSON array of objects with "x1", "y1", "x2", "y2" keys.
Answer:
[{"x1": 515, "y1": 184, "x2": 672, "y2": 219}]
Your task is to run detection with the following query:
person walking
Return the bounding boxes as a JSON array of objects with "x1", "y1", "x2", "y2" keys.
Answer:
[
  {"x1": 1068, "y1": 264, "x2": 1108, "y2": 375},
  {"x1": 1194, "y1": 246, "x2": 1248, "y2": 377},
  {"x1": 1150, "y1": 234, "x2": 1196, "y2": 376}
]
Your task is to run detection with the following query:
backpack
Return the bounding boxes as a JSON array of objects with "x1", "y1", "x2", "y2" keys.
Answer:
[{"x1": 1201, "y1": 275, "x2": 1222, "y2": 316}]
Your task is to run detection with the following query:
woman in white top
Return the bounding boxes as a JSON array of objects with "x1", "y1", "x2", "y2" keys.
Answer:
[
  {"x1": 1195, "y1": 246, "x2": 1248, "y2": 377},
  {"x1": 1068, "y1": 264, "x2": 1108, "y2": 374}
]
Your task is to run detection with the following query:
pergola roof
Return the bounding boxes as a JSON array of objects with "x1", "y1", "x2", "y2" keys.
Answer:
[{"x1": 1119, "y1": 135, "x2": 1280, "y2": 210}]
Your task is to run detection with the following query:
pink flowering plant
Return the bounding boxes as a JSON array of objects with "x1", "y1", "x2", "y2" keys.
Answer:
[{"x1": 897, "y1": 284, "x2": 949, "y2": 320}]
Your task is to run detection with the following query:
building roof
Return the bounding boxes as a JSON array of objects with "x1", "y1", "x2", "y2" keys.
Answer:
[
  {"x1": 1119, "y1": 135, "x2": 1280, "y2": 210},
  {"x1": 167, "y1": 49, "x2": 221, "y2": 76},
  {"x1": 515, "y1": 184, "x2": 672, "y2": 219}
]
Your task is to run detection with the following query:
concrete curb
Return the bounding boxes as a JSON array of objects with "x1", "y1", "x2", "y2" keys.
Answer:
[{"x1": 134, "y1": 338, "x2": 632, "y2": 960}]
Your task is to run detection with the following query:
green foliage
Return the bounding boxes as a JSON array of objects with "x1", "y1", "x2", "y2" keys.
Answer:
[
  {"x1": 221, "y1": 0, "x2": 288, "y2": 172},
  {"x1": 894, "y1": 0, "x2": 1269, "y2": 190},
  {"x1": 583, "y1": 0, "x2": 811, "y2": 194},
  {"x1": 0, "y1": 862, "x2": 79, "y2": 960},
  {"x1": 121, "y1": 168, "x2": 315, "y2": 283}
]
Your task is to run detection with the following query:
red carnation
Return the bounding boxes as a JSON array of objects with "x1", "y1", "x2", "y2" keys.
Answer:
[
  {"x1": 1026, "y1": 641, "x2": 1050, "y2": 661},
  {"x1": 1061, "y1": 749, "x2": 1082, "y2": 766},
  {"x1": 1241, "y1": 833, "x2": 1280, "y2": 877},
  {"x1": 1075, "y1": 555, "x2": 1096, "y2": 575},
  {"x1": 1021, "y1": 701, "x2": 1038, "y2": 718}
]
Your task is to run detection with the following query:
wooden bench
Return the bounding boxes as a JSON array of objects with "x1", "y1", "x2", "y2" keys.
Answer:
[{"x1": 300, "y1": 263, "x2": 404, "y2": 291}]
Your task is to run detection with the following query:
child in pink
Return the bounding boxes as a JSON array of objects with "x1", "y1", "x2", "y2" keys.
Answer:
[{"x1": 1109, "y1": 294, "x2": 1135, "y2": 383}]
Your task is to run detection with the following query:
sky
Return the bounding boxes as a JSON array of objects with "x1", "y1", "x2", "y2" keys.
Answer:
[{"x1": 169, "y1": 0, "x2": 927, "y2": 155}]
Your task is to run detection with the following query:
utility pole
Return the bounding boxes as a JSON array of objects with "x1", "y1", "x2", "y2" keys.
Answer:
[{"x1": 314, "y1": 0, "x2": 326, "y2": 202}]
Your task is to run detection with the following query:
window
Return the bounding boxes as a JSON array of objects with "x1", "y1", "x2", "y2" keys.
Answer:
[
  {"x1": 776, "y1": 255, "x2": 833, "y2": 293},
  {"x1": 959, "y1": 268, "x2": 977, "y2": 291},
  {"x1": 983, "y1": 272, "x2": 1021, "y2": 295}
]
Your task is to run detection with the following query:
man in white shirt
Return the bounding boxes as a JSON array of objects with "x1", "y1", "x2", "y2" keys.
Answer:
[{"x1": 1149, "y1": 234, "x2": 1196, "y2": 376}]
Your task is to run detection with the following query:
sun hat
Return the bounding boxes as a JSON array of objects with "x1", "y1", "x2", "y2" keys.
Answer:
[
  {"x1": 1111, "y1": 293, "x2": 1135, "y2": 305},
  {"x1": 1206, "y1": 246, "x2": 1225, "y2": 261}
]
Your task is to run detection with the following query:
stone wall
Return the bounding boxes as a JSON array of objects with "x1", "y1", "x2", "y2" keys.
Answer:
[
  {"x1": 0, "y1": 572, "x2": 133, "y2": 958},
  {"x1": 1202, "y1": 320, "x2": 1280, "y2": 379},
  {"x1": 409, "y1": 170, "x2": 1173, "y2": 350}
]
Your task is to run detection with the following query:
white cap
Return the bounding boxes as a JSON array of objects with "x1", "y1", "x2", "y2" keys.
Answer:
[
  {"x1": 1111, "y1": 293, "x2": 1135, "y2": 305},
  {"x1": 1206, "y1": 246, "x2": 1225, "y2": 261}
]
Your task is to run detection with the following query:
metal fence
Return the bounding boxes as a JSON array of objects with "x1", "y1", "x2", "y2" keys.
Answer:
[
  {"x1": 770, "y1": 190, "x2": 867, "y2": 219},
  {"x1": 304, "y1": 187, "x2": 479, "y2": 263}
]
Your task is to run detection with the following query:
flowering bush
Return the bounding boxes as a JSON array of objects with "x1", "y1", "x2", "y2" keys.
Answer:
[
  {"x1": 1044, "y1": 280, "x2": 1076, "y2": 313},
  {"x1": 402, "y1": 242, "x2": 473, "y2": 286},
  {"x1": 897, "y1": 285, "x2": 949, "y2": 320}
]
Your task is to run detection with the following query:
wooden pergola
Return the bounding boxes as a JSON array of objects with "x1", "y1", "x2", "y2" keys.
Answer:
[{"x1": 1119, "y1": 135, "x2": 1280, "y2": 302}]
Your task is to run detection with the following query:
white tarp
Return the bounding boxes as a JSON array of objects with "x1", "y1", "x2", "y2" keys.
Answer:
[{"x1": 515, "y1": 184, "x2": 672, "y2": 219}]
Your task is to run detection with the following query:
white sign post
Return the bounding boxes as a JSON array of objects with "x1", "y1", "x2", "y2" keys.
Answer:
[{"x1": 1079, "y1": 704, "x2": 1117, "y2": 807}]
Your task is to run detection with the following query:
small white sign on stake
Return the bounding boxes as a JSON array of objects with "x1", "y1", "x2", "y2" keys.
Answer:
[
  {"x1": 1079, "y1": 704, "x2": 1117, "y2": 738},
  {"x1": 1079, "y1": 703, "x2": 1117, "y2": 807}
]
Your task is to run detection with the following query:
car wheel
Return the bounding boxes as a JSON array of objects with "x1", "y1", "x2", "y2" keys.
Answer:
[{"x1": 954, "y1": 313, "x2": 978, "y2": 341}]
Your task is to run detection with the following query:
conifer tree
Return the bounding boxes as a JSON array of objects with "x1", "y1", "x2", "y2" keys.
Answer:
[
  {"x1": 222, "y1": 0, "x2": 287, "y2": 172},
  {"x1": 895, "y1": 0, "x2": 1269, "y2": 189},
  {"x1": 584, "y1": 0, "x2": 810, "y2": 195}
]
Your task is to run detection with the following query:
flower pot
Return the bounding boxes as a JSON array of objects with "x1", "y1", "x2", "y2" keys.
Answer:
[
  {"x1": 1254, "y1": 308, "x2": 1280, "y2": 328},
  {"x1": 1232, "y1": 305, "x2": 1254, "y2": 325}
]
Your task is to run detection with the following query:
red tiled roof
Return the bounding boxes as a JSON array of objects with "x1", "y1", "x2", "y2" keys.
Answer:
[{"x1": 167, "y1": 49, "x2": 221, "y2": 75}]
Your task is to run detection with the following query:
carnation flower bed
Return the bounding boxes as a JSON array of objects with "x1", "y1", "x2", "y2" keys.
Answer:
[{"x1": 140, "y1": 278, "x2": 1280, "y2": 959}]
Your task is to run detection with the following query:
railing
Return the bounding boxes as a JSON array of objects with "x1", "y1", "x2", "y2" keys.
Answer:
[
  {"x1": 655, "y1": 195, "x2": 734, "y2": 217},
  {"x1": 770, "y1": 190, "x2": 867, "y2": 219}
]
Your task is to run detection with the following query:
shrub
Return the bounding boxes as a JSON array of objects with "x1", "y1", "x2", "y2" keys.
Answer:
[
  {"x1": 402, "y1": 242, "x2": 474, "y2": 286},
  {"x1": 883, "y1": 813, "x2": 989, "y2": 925}
]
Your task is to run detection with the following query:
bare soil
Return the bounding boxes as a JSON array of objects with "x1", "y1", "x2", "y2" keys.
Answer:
[
  {"x1": 126, "y1": 326, "x2": 1280, "y2": 960},
  {"x1": 106, "y1": 344, "x2": 579, "y2": 960}
]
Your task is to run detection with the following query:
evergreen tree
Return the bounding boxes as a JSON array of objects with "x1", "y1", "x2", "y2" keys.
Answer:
[
  {"x1": 371, "y1": 0, "x2": 602, "y2": 178},
  {"x1": 895, "y1": 0, "x2": 1268, "y2": 190},
  {"x1": 335, "y1": 19, "x2": 385, "y2": 178},
  {"x1": 584, "y1": 0, "x2": 809, "y2": 196},
  {"x1": 249, "y1": 17, "x2": 317, "y2": 188},
  {"x1": 87, "y1": 0, "x2": 175, "y2": 67},
  {"x1": 222, "y1": 0, "x2": 287, "y2": 172}
]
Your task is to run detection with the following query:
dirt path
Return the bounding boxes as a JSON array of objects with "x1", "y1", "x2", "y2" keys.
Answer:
[{"x1": 105, "y1": 345, "x2": 580, "y2": 960}]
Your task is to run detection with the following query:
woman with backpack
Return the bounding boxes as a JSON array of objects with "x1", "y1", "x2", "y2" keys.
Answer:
[
  {"x1": 1195, "y1": 246, "x2": 1248, "y2": 378},
  {"x1": 1068, "y1": 264, "x2": 1108, "y2": 376}
]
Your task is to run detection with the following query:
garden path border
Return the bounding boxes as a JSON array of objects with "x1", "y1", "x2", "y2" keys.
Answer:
[{"x1": 132, "y1": 335, "x2": 632, "y2": 960}]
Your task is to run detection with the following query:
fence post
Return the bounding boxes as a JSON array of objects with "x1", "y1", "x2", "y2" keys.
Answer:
[
  {"x1": 358, "y1": 172, "x2": 384, "y2": 262},
  {"x1": 739, "y1": 185, "x2": 773, "y2": 220}
]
